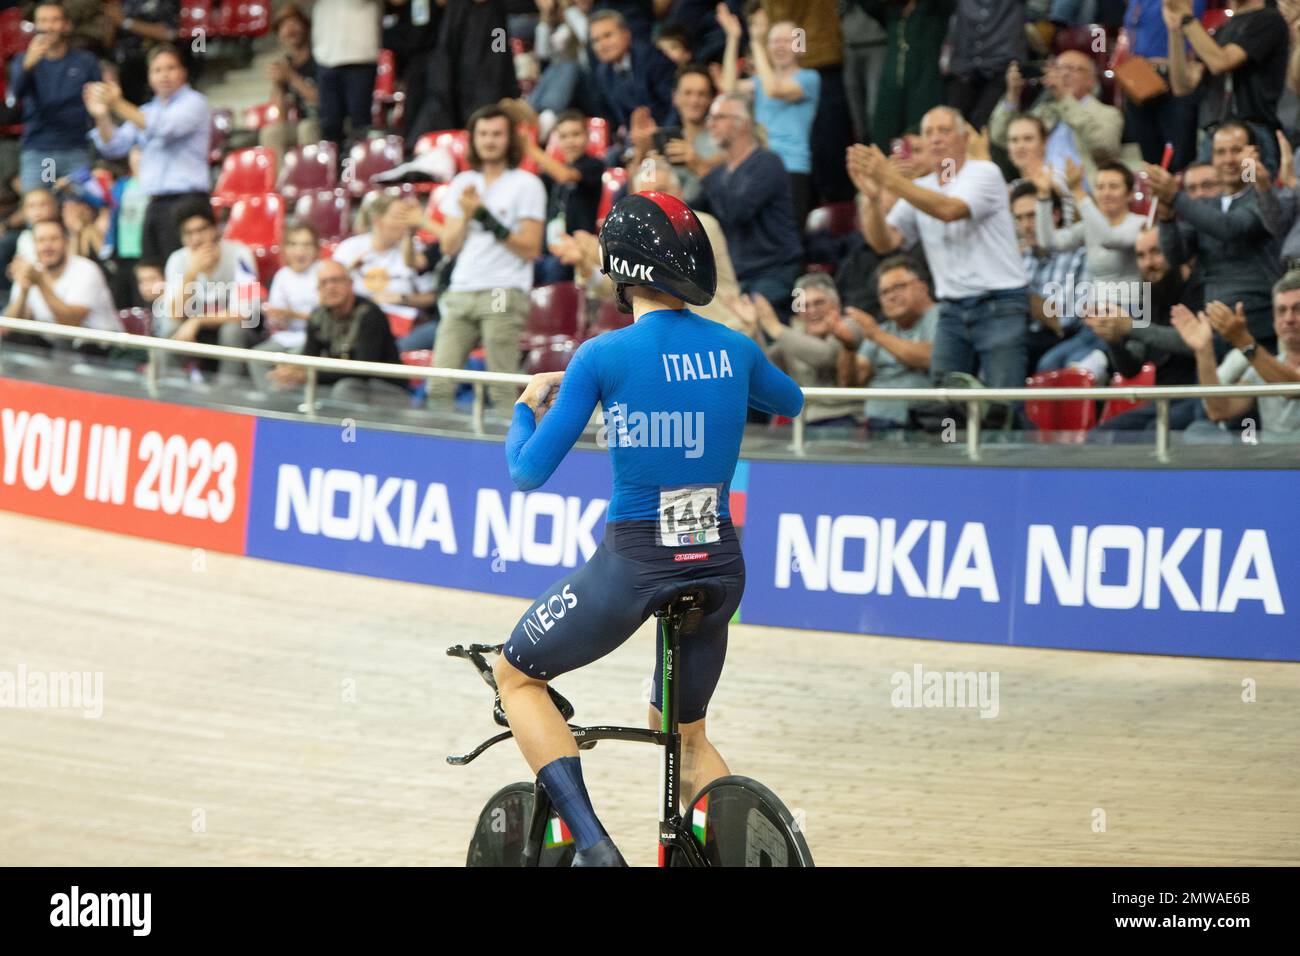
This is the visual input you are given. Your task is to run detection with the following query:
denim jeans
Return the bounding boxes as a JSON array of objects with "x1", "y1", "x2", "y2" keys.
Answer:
[
  {"x1": 933, "y1": 288, "x2": 1029, "y2": 388},
  {"x1": 527, "y1": 60, "x2": 581, "y2": 114},
  {"x1": 317, "y1": 63, "x2": 378, "y2": 145},
  {"x1": 20, "y1": 148, "x2": 90, "y2": 192},
  {"x1": 1036, "y1": 325, "x2": 1105, "y2": 373}
]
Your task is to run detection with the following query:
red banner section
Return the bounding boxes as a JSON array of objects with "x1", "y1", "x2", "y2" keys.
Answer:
[{"x1": 0, "y1": 378, "x2": 254, "y2": 553}]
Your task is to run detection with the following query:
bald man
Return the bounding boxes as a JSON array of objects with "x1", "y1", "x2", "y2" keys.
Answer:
[
  {"x1": 265, "y1": 258, "x2": 410, "y2": 407},
  {"x1": 990, "y1": 51, "x2": 1124, "y2": 187}
]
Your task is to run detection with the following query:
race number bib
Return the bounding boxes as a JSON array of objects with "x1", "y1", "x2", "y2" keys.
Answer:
[{"x1": 658, "y1": 485, "x2": 721, "y2": 547}]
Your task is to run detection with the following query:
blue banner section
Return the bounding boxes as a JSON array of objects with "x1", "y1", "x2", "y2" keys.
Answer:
[
  {"x1": 741, "y1": 463, "x2": 1299, "y2": 661},
  {"x1": 246, "y1": 418, "x2": 614, "y2": 600},
  {"x1": 245, "y1": 416, "x2": 1298, "y2": 661}
]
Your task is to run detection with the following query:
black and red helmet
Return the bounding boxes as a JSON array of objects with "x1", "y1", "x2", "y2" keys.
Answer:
[{"x1": 599, "y1": 191, "x2": 717, "y2": 313}]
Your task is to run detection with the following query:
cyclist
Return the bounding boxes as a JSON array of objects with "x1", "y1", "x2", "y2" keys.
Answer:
[{"x1": 494, "y1": 191, "x2": 804, "y2": 866}]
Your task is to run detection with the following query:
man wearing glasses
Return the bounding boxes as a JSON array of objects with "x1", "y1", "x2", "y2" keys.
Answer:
[
  {"x1": 843, "y1": 256, "x2": 938, "y2": 432},
  {"x1": 693, "y1": 93, "x2": 802, "y2": 315},
  {"x1": 989, "y1": 50, "x2": 1123, "y2": 188},
  {"x1": 266, "y1": 259, "x2": 409, "y2": 407}
]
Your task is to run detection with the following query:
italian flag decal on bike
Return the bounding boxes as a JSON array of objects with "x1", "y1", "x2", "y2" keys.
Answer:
[
  {"x1": 692, "y1": 795, "x2": 708, "y2": 845},
  {"x1": 544, "y1": 815, "x2": 573, "y2": 848}
]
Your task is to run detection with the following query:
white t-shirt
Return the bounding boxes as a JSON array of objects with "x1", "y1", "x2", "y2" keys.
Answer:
[
  {"x1": 164, "y1": 240, "x2": 259, "y2": 319},
  {"x1": 312, "y1": 0, "x2": 381, "y2": 67},
  {"x1": 265, "y1": 261, "x2": 320, "y2": 349},
  {"x1": 440, "y1": 168, "x2": 547, "y2": 293},
  {"x1": 7, "y1": 256, "x2": 120, "y2": 331},
  {"x1": 332, "y1": 233, "x2": 433, "y2": 301},
  {"x1": 1217, "y1": 347, "x2": 1300, "y2": 434},
  {"x1": 887, "y1": 158, "x2": 1028, "y2": 300},
  {"x1": 266, "y1": 262, "x2": 320, "y2": 322}
]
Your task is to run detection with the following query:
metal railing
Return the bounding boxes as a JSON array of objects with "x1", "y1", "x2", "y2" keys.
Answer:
[{"x1": 4, "y1": 315, "x2": 1299, "y2": 463}]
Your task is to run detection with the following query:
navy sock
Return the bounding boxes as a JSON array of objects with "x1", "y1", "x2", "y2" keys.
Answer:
[{"x1": 536, "y1": 756, "x2": 607, "y2": 852}]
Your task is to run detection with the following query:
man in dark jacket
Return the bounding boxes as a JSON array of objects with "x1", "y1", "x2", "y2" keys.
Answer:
[
  {"x1": 266, "y1": 258, "x2": 410, "y2": 407},
  {"x1": 1148, "y1": 120, "x2": 1283, "y2": 354},
  {"x1": 589, "y1": 8, "x2": 676, "y2": 129},
  {"x1": 1088, "y1": 226, "x2": 1208, "y2": 436}
]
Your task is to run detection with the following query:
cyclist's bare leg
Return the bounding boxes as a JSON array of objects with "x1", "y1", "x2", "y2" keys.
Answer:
[
  {"x1": 649, "y1": 706, "x2": 729, "y2": 813},
  {"x1": 496, "y1": 654, "x2": 622, "y2": 863},
  {"x1": 494, "y1": 655, "x2": 576, "y2": 772}
]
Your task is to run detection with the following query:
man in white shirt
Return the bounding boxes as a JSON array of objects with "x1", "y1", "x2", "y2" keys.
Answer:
[
  {"x1": 431, "y1": 104, "x2": 546, "y2": 409},
  {"x1": 853, "y1": 105, "x2": 1030, "y2": 389},
  {"x1": 161, "y1": 199, "x2": 260, "y2": 382},
  {"x1": 4, "y1": 220, "x2": 121, "y2": 352}
]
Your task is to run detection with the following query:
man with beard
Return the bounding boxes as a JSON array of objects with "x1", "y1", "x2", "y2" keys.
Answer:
[
  {"x1": 1087, "y1": 226, "x2": 1207, "y2": 435},
  {"x1": 428, "y1": 105, "x2": 545, "y2": 411},
  {"x1": 3, "y1": 219, "x2": 121, "y2": 354}
]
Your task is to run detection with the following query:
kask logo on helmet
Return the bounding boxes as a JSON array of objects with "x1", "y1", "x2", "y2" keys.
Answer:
[{"x1": 607, "y1": 255, "x2": 655, "y2": 282}]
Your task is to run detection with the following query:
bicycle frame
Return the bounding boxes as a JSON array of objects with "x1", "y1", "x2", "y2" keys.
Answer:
[{"x1": 446, "y1": 589, "x2": 712, "y2": 867}]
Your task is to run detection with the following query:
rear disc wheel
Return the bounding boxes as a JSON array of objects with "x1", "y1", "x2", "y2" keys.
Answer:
[{"x1": 674, "y1": 774, "x2": 814, "y2": 867}]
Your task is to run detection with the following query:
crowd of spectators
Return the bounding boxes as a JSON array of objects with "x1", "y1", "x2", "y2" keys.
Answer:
[{"x1": 0, "y1": 0, "x2": 1298, "y2": 441}]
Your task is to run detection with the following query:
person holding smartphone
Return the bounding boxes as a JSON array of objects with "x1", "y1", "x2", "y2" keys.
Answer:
[
  {"x1": 628, "y1": 65, "x2": 723, "y2": 205},
  {"x1": 525, "y1": 109, "x2": 604, "y2": 285}
]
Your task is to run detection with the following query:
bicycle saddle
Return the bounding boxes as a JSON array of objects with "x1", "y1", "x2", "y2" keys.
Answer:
[{"x1": 648, "y1": 576, "x2": 731, "y2": 635}]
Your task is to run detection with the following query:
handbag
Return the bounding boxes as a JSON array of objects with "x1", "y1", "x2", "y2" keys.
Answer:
[{"x1": 1113, "y1": 55, "x2": 1169, "y2": 105}]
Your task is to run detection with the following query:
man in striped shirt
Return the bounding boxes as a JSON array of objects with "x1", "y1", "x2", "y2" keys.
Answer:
[{"x1": 1011, "y1": 181, "x2": 1087, "y2": 370}]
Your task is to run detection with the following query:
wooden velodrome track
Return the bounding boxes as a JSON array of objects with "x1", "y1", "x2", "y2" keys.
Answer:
[{"x1": 1, "y1": 509, "x2": 1296, "y2": 866}]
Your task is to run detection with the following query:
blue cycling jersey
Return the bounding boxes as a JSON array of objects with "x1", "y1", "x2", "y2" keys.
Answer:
[{"x1": 506, "y1": 307, "x2": 804, "y2": 522}]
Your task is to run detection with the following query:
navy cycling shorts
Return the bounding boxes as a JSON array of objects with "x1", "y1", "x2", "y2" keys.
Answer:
[{"x1": 503, "y1": 519, "x2": 745, "y2": 724}]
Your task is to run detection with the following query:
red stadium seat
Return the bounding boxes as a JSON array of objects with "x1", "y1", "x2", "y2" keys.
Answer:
[
  {"x1": 523, "y1": 282, "x2": 584, "y2": 349},
  {"x1": 212, "y1": 147, "x2": 277, "y2": 208},
  {"x1": 276, "y1": 142, "x2": 339, "y2": 202},
  {"x1": 523, "y1": 338, "x2": 578, "y2": 374},
  {"x1": 586, "y1": 117, "x2": 609, "y2": 158},
  {"x1": 343, "y1": 135, "x2": 405, "y2": 198},
  {"x1": 401, "y1": 349, "x2": 433, "y2": 388},
  {"x1": 179, "y1": 1, "x2": 211, "y2": 39},
  {"x1": 585, "y1": 299, "x2": 632, "y2": 339},
  {"x1": 1025, "y1": 368, "x2": 1097, "y2": 439},
  {"x1": 209, "y1": 108, "x2": 233, "y2": 165},
  {"x1": 414, "y1": 130, "x2": 471, "y2": 172},
  {"x1": 224, "y1": 193, "x2": 286, "y2": 285},
  {"x1": 242, "y1": 101, "x2": 283, "y2": 131},
  {"x1": 383, "y1": 309, "x2": 416, "y2": 340},
  {"x1": 118, "y1": 308, "x2": 152, "y2": 337},
  {"x1": 0, "y1": 7, "x2": 33, "y2": 59},
  {"x1": 293, "y1": 189, "x2": 351, "y2": 245},
  {"x1": 1100, "y1": 363, "x2": 1157, "y2": 423},
  {"x1": 218, "y1": 2, "x2": 270, "y2": 37},
  {"x1": 371, "y1": 49, "x2": 404, "y2": 127},
  {"x1": 805, "y1": 202, "x2": 858, "y2": 237},
  {"x1": 597, "y1": 167, "x2": 628, "y2": 229}
]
